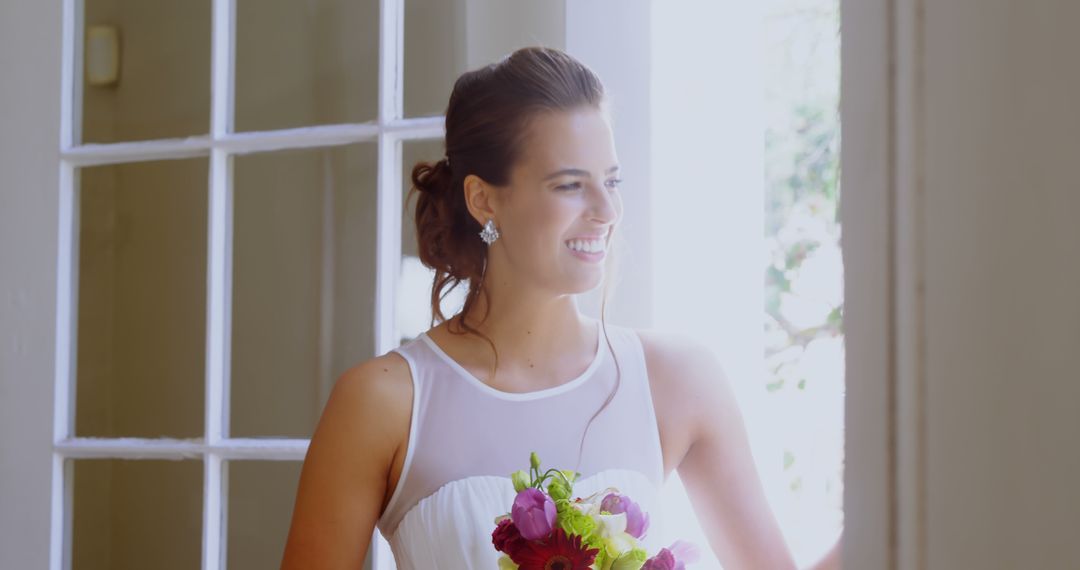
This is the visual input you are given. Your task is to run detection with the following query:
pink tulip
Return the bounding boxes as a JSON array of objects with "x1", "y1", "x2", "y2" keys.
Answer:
[
  {"x1": 643, "y1": 540, "x2": 701, "y2": 570},
  {"x1": 668, "y1": 539, "x2": 701, "y2": 567},
  {"x1": 642, "y1": 548, "x2": 675, "y2": 570},
  {"x1": 510, "y1": 487, "x2": 557, "y2": 541},
  {"x1": 600, "y1": 492, "x2": 650, "y2": 539}
]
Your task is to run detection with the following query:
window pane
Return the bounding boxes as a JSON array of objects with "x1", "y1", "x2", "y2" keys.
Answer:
[
  {"x1": 404, "y1": 0, "x2": 566, "y2": 117},
  {"x1": 231, "y1": 144, "x2": 377, "y2": 438},
  {"x1": 398, "y1": 140, "x2": 466, "y2": 343},
  {"x1": 81, "y1": 0, "x2": 211, "y2": 144},
  {"x1": 226, "y1": 461, "x2": 303, "y2": 570},
  {"x1": 75, "y1": 158, "x2": 207, "y2": 438},
  {"x1": 234, "y1": 0, "x2": 379, "y2": 132},
  {"x1": 72, "y1": 459, "x2": 202, "y2": 570}
]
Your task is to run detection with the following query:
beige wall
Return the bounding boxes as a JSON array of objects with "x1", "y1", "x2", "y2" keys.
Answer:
[
  {"x1": 843, "y1": 0, "x2": 1080, "y2": 568},
  {"x1": 920, "y1": 2, "x2": 1080, "y2": 567},
  {"x1": 464, "y1": 0, "x2": 564, "y2": 69}
]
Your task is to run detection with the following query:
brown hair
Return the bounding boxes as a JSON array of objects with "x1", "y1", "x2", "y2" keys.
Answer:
[{"x1": 405, "y1": 46, "x2": 624, "y2": 473}]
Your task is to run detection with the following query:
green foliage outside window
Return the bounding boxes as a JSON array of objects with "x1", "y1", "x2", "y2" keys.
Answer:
[{"x1": 763, "y1": 0, "x2": 844, "y2": 538}]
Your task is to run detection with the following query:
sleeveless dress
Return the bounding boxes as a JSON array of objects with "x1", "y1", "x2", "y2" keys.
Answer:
[{"x1": 375, "y1": 321, "x2": 669, "y2": 569}]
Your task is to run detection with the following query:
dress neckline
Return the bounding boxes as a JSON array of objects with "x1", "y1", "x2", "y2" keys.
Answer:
[{"x1": 418, "y1": 321, "x2": 606, "y2": 401}]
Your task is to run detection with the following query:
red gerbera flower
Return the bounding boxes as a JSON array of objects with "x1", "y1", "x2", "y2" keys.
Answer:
[
  {"x1": 492, "y1": 518, "x2": 528, "y2": 558},
  {"x1": 509, "y1": 526, "x2": 599, "y2": 570}
]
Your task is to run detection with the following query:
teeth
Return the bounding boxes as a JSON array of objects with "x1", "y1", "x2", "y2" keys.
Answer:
[{"x1": 566, "y1": 239, "x2": 605, "y2": 253}]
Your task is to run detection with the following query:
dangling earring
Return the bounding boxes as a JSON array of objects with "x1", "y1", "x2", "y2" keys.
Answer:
[{"x1": 479, "y1": 218, "x2": 500, "y2": 245}]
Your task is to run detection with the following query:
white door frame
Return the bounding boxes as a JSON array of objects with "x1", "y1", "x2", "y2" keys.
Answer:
[
  {"x1": 841, "y1": 0, "x2": 923, "y2": 568},
  {"x1": 1, "y1": 0, "x2": 66, "y2": 568}
]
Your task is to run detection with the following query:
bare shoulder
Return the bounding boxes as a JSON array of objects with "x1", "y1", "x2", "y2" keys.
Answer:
[
  {"x1": 633, "y1": 327, "x2": 729, "y2": 401},
  {"x1": 318, "y1": 350, "x2": 414, "y2": 473},
  {"x1": 280, "y1": 350, "x2": 413, "y2": 568},
  {"x1": 632, "y1": 328, "x2": 738, "y2": 453},
  {"x1": 331, "y1": 350, "x2": 413, "y2": 416},
  {"x1": 633, "y1": 327, "x2": 720, "y2": 382},
  {"x1": 315, "y1": 351, "x2": 410, "y2": 444}
]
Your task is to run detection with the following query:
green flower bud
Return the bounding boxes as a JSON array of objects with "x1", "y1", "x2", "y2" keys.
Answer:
[
  {"x1": 547, "y1": 478, "x2": 571, "y2": 501},
  {"x1": 511, "y1": 470, "x2": 530, "y2": 493},
  {"x1": 610, "y1": 547, "x2": 648, "y2": 570},
  {"x1": 557, "y1": 502, "x2": 598, "y2": 541},
  {"x1": 530, "y1": 451, "x2": 541, "y2": 470}
]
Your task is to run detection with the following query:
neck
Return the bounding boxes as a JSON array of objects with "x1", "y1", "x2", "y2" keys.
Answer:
[{"x1": 448, "y1": 270, "x2": 598, "y2": 373}]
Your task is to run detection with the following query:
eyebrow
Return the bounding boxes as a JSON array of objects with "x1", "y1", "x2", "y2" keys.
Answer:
[{"x1": 542, "y1": 165, "x2": 621, "y2": 181}]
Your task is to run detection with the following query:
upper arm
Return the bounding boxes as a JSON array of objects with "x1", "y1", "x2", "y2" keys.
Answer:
[
  {"x1": 639, "y1": 329, "x2": 796, "y2": 570},
  {"x1": 280, "y1": 353, "x2": 412, "y2": 570}
]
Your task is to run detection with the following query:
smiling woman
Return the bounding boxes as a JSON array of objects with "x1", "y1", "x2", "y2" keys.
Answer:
[
  {"x1": 279, "y1": 45, "x2": 840, "y2": 570},
  {"x1": 280, "y1": 46, "x2": 648, "y2": 570}
]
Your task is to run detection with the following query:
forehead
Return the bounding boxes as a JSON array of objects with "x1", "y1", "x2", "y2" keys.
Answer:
[{"x1": 515, "y1": 107, "x2": 617, "y2": 176}]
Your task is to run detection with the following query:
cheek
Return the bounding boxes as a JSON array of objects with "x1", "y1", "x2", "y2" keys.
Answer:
[
  {"x1": 503, "y1": 194, "x2": 582, "y2": 255},
  {"x1": 520, "y1": 201, "x2": 576, "y2": 238}
]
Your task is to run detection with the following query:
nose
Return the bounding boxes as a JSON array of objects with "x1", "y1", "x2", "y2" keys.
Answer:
[{"x1": 587, "y1": 181, "x2": 621, "y2": 225}]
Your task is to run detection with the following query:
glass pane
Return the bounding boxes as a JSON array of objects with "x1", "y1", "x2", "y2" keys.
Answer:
[
  {"x1": 231, "y1": 144, "x2": 377, "y2": 438},
  {"x1": 398, "y1": 140, "x2": 467, "y2": 344},
  {"x1": 72, "y1": 459, "x2": 202, "y2": 570},
  {"x1": 82, "y1": 0, "x2": 211, "y2": 144},
  {"x1": 234, "y1": 0, "x2": 379, "y2": 132},
  {"x1": 227, "y1": 461, "x2": 303, "y2": 570},
  {"x1": 75, "y1": 158, "x2": 207, "y2": 438},
  {"x1": 404, "y1": 0, "x2": 566, "y2": 117}
]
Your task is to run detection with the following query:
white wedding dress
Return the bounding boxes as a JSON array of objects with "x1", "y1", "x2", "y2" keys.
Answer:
[{"x1": 375, "y1": 322, "x2": 668, "y2": 569}]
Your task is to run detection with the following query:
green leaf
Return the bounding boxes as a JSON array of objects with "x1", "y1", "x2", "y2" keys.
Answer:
[{"x1": 826, "y1": 304, "x2": 843, "y2": 327}]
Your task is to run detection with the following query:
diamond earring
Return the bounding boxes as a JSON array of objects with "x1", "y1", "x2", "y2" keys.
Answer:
[{"x1": 479, "y1": 218, "x2": 500, "y2": 245}]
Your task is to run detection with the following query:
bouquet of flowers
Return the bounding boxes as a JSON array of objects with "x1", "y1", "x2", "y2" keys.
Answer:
[{"x1": 491, "y1": 452, "x2": 700, "y2": 570}]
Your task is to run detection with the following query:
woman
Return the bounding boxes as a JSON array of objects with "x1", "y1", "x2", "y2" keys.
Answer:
[{"x1": 281, "y1": 46, "x2": 842, "y2": 569}]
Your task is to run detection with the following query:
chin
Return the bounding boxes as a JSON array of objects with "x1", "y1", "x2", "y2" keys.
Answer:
[{"x1": 565, "y1": 274, "x2": 604, "y2": 295}]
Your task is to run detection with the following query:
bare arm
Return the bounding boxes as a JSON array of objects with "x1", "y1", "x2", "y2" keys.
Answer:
[
  {"x1": 280, "y1": 355, "x2": 412, "y2": 569},
  {"x1": 675, "y1": 340, "x2": 798, "y2": 569},
  {"x1": 642, "y1": 330, "x2": 800, "y2": 569}
]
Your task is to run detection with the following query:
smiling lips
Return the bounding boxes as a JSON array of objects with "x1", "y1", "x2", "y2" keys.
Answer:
[{"x1": 565, "y1": 237, "x2": 606, "y2": 253}]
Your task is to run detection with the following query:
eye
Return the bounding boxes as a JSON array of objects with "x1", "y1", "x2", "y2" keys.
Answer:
[
  {"x1": 605, "y1": 178, "x2": 623, "y2": 190},
  {"x1": 556, "y1": 182, "x2": 582, "y2": 191}
]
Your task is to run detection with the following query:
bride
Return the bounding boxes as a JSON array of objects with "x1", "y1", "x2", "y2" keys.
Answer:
[{"x1": 280, "y1": 46, "x2": 842, "y2": 570}]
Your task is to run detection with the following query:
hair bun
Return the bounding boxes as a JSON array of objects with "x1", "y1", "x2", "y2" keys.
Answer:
[{"x1": 413, "y1": 158, "x2": 452, "y2": 197}]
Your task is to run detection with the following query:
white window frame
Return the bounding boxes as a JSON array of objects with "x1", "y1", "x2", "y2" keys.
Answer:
[{"x1": 49, "y1": 0, "x2": 442, "y2": 568}]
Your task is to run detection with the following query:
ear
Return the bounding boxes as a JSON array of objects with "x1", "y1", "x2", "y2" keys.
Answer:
[{"x1": 463, "y1": 173, "x2": 498, "y2": 226}]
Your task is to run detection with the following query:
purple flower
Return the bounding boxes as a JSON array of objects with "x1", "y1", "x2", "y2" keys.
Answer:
[
  {"x1": 600, "y1": 492, "x2": 650, "y2": 539},
  {"x1": 510, "y1": 487, "x2": 557, "y2": 541},
  {"x1": 668, "y1": 539, "x2": 701, "y2": 567},
  {"x1": 643, "y1": 540, "x2": 701, "y2": 570},
  {"x1": 642, "y1": 547, "x2": 675, "y2": 570}
]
